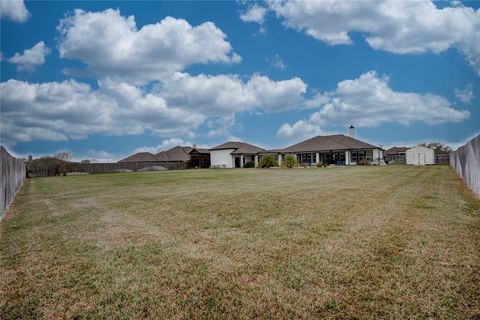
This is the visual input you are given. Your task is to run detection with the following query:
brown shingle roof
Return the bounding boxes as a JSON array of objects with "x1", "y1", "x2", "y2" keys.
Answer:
[
  {"x1": 119, "y1": 152, "x2": 159, "y2": 162},
  {"x1": 156, "y1": 151, "x2": 170, "y2": 161},
  {"x1": 282, "y1": 134, "x2": 379, "y2": 153},
  {"x1": 160, "y1": 146, "x2": 192, "y2": 162},
  {"x1": 384, "y1": 147, "x2": 408, "y2": 156},
  {"x1": 190, "y1": 148, "x2": 210, "y2": 154},
  {"x1": 209, "y1": 141, "x2": 265, "y2": 154}
]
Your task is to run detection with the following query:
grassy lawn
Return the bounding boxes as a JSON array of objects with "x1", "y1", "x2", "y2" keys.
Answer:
[{"x1": 1, "y1": 166, "x2": 479, "y2": 319}]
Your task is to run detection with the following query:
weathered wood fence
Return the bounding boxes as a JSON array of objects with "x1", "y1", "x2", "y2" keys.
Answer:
[
  {"x1": 450, "y1": 134, "x2": 480, "y2": 196},
  {"x1": 385, "y1": 153, "x2": 449, "y2": 165},
  {"x1": 1, "y1": 146, "x2": 26, "y2": 220},
  {"x1": 26, "y1": 160, "x2": 187, "y2": 177}
]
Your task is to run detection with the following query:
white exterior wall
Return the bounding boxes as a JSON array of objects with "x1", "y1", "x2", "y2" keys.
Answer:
[
  {"x1": 210, "y1": 149, "x2": 235, "y2": 168},
  {"x1": 372, "y1": 149, "x2": 384, "y2": 161},
  {"x1": 406, "y1": 146, "x2": 434, "y2": 165}
]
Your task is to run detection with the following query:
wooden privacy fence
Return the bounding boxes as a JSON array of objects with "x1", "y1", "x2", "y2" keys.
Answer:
[
  {"x1": 1, "y1": 146, "x2": 26, "y2": 220},
  {"x1": 385, "y1": 153, "x2": 449, "y2": 165},
  {"x1": 26, "y1": 160, "x2": 187, "y2": 177},
  {"x1": 450, "y1": 135, "x2": 480, "y2": 196},
  {"x1": 434, "y1": 154, "x2": 450, "y2": 165}
]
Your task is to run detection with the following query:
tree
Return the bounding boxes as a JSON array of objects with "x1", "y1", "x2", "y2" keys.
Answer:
[
  {"x1": 257, "y1": 154, "x2": 277, "y2": 168},
  {"x1": 54, "y1": 152, "x2": 73, "y2": 176},
  {"x1": 419, "y1": 142, "x2": 452, "y2": 154},
  {"x1": 54, "y1": 152, "x2": 73, "y2": 161},
  {"x1": 283, "y1": 154, "x2": 298, "y2": 168}
]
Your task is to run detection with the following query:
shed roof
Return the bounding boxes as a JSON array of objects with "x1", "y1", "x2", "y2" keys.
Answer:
[
  {"x1": 282, "y1": 134, "x2": 379, "y2": 153},
  {"x1": 209, "y1": 141, "x2": 265, "y2": 154}
]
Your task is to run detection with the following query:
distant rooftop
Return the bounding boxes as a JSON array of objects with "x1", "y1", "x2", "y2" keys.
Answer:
[
  {"x1": 209, "y1": 141, "x2": 265, "y2": 154},
  {"x1": 281, "y1": 134, "x2": 379, "y2": 153}
]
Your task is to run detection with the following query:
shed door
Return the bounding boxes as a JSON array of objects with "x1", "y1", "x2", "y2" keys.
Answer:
[{"x1": 416, "y1": 153, "x2": 425, "y2": 165}]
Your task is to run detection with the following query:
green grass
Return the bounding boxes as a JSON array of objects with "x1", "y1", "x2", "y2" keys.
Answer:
[{"x1": 1, "y1": 166, "x2": 479, "y2": 319}]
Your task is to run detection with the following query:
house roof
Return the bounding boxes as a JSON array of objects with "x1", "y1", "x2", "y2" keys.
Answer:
[
  {"x1": 209, "y1": 141, "x2": 265, "y2": 154},
  {"x1": 384, "y1": 147, "x2": 408, "y2": 156},
  {"x1": 156, "y1": 151, "x2": 170, "y2": 161},
  {"x1": 119, "y1": 152, "x2": 159, "y2": 162},
  {"x1": 281, "y1": 134, "x2": 379, "y2": 153},
  {"x1": 190, "y1": 148, "x2": 210, "y2": 154},
  {"x1": 160, "y1": 146, "x2": 192, "y2": 162}
]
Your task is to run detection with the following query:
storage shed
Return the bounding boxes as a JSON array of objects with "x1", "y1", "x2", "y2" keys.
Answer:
[{"x1": 406, "y1": 146, "x2": 434, "y2": 166}]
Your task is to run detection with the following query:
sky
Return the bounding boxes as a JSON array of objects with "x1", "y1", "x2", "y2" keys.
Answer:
[{"x1": 1, "y1": 0, "x2": 479, "y2": 162}]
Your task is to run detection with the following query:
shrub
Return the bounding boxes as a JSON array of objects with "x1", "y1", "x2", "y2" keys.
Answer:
[
  {"x1": 316, "y1": 161, "x2": 324, "y2": 168},
  {"x1": 26, "y1": 157, "x2": 65, "y2": 177},
  {"x1": 357, "y1": 159, "x2": 371, "y2": 166},
  {"x1": 283, "y1": 154, "x2": 298, "y2": 168},
  {"x1": 243, "y1": 161, "x2": 255, "y2": 168},
  {"x1": 257, "y1": 154, "x2": 277, "y2": 168}
]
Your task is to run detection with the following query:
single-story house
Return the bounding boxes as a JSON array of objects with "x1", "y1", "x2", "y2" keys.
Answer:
[
  {"x1": 209, "y1": 141, "x2": 265, "y2": 168},
  {"x1": 189, "y1": 147, "x2": 211, "y2": 168},
  {"x1": 120, "y1": 145, "x2": 210, "y2": 168},
  {"x1": 274, "y1": 133, "x2": 384, "y2": 166},
  {"x1": 157, "y1": 146, "x2": 192, "y2": 163},
  {"x1": 384, "y1": 146, "x2": 408, "y2": 164},
  {"x1": 406, "y1": 146, "x2": 434, "y2": 166}
]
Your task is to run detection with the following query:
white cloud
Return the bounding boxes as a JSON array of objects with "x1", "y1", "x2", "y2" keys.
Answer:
[
  {"x1": 267, "y1": 0, "x2": 480, "y2": 75},
  {"x1": 277, "y1": 71, "x2": 470, "y2": 141},
  {"x1": 277, "y1": 120, "x2": 324, "y2": 142},
  {"x1": 454, "y1": 84, "x2": 475, "y2": 103},
  {"x1": 133, "y1": 138, "x2": 191, "y2": 154},
  {"x1": 240, "y1": 5, "x2": 267, "y2": 24},
  {"x1": 0, "y1": 79, "x2": 204, "y2": 145},
  {"x1": 268, "y1": 54, "x2": 286, "y2": 70},
  {"x1": 157, "y1": 72, "x2": 307, "y2": 114},
  {"x1": 1, "y1": 72, "x2": 307, "y2": 145},
  {"x1": 206, "y1": 115, "x2": 241, "y2": 138},
  {"x1": 78, "y1": 149, "x2": 118, "y2": 163},
  {"x1": 8, "y1": 41, "x2": 51, "y2": 71},
  {"x1": 0, "y1": 0, "x2": 29, "y2": 22},
  {"x1": 57, "y1": 9, "x2": 241, "y2": 84}
]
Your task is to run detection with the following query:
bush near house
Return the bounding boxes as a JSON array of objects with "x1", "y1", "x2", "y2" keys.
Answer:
[
  {"x1": 356, "y1": 159, "x2": 371, "y2": 166},
  {"x1": 316, "y1": 161, "x2": 325, "y2": 168},
  {"x1": 283, "y1": 154, "x2": 298, "y2": 168},
  {"x1": 243, "y1": 161, "x2": 255, "y2": 168},
  {"x1": 257, "y1": 154, "x2": 277, "y2": 168}
]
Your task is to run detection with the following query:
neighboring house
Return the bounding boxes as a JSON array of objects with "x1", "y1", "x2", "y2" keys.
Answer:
[
  {"x1": 209, "y1": 142, "x2": 265, "y2": 168},
  {"x1": 406, "y1": 146, "x2": 434, "y2": 166},
  {"x1": 159, "y1": 146, "x2": 193, "y2": 162},
  {"x1": 275, "y1": 133, "x2": 384, "y2": 166},
  {"x1": 384, "y1": 146, "x2": 408, "y2": 164},
  {"x1": 189, "y1": 148, "x2": 211, "y2": 168},
  {"x1": 120, "y1": 145, "x2": 210, "y2": 168}
]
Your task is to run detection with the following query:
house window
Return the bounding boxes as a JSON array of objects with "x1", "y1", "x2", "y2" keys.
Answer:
[
  {"x1": 358, "y1": 150, "x2": 365, "y2": 162},
  {"x1": 312, "y1": 153, "x2": 316, "y2": 163},
  {"x1": 351, "y1": 151, "x2": 358, "y2": 162},
  {"x1": 366, "y1": 150, "x2": 373, "y2": 161},
  {"x1": 305, "y1": 153, "x2": 311, "y2": 164}
]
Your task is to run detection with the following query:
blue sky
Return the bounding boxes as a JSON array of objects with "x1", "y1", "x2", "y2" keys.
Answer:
[{"x1": 1, "y1": 0, "x2": 479, "y2": 161}]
